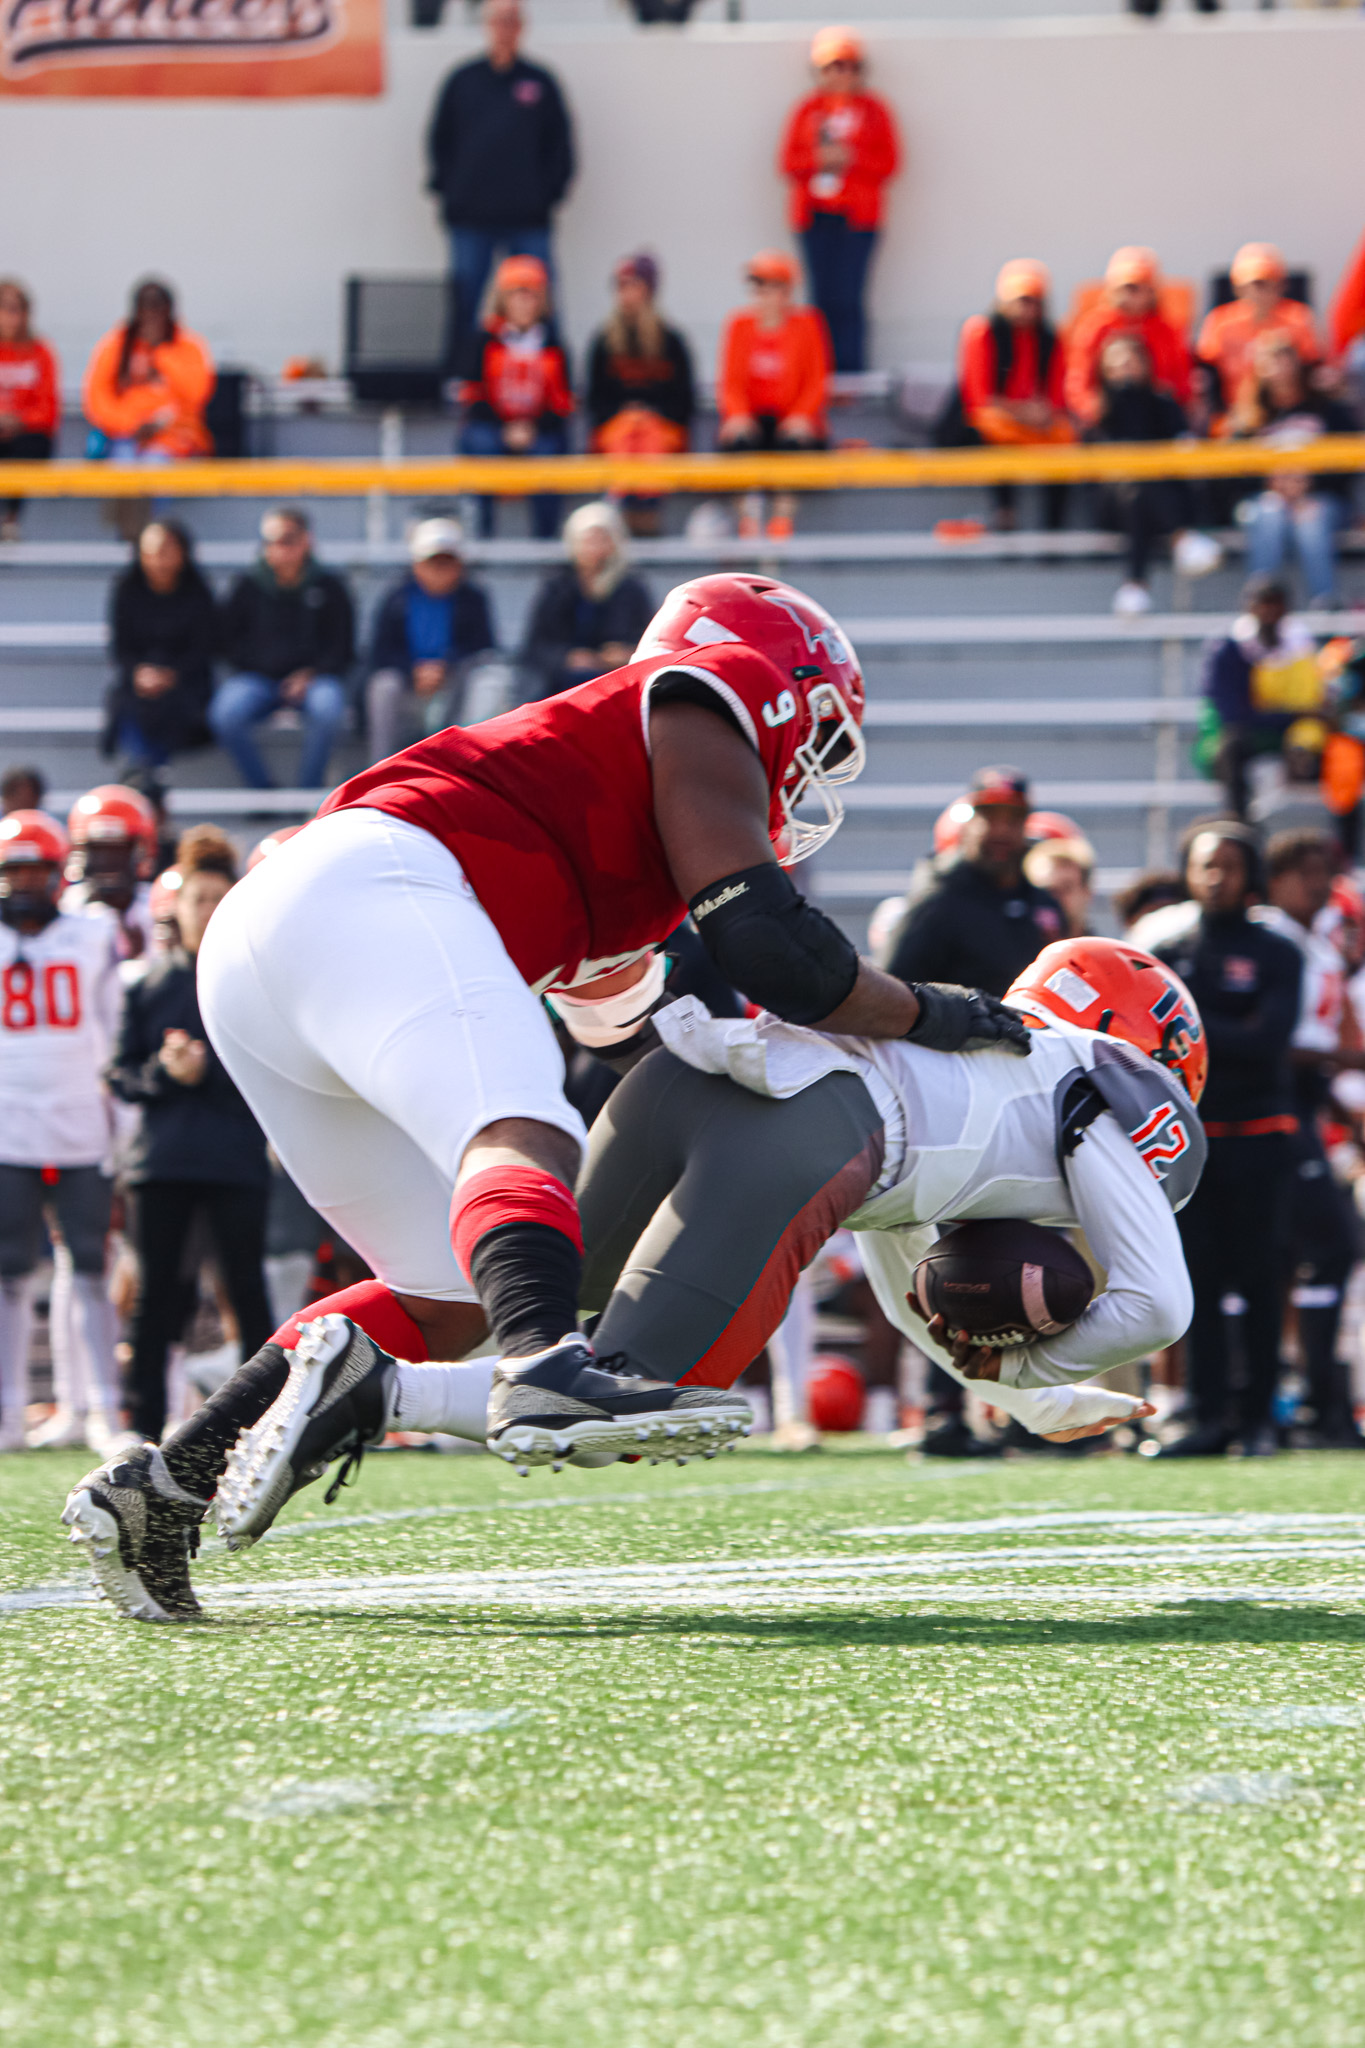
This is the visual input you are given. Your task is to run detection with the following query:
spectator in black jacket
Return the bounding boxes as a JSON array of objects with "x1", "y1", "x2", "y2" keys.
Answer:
[
  {"x1": 427, "y1": 0, "x2": 575, "y2": 354},
  {"x1": 210, "y1": 507, "x2": 354, "y2": 789},
  {"x1": 521, "y1": 501, "x2": 653, "y2": 698},
  {"x1": 103, "y1": 520, "x2": 216, "y2": 771},
  {"x1": 887, "y1": 765, "x2": 1065, "y2": 1459},
  {"x1": 1151, "y1": 822, "x2": 1302, "y2": 1459},
  {"x1": 586, "y1": 254, "x2": 696, "y2": 536},
  {"x1": 365, "y1": 517, "x2": 496, "y2": 762},
  {"x1": 106, "y1": 828, "x2": 273, "y2": 1443},
  {"x1": 1087, "y1": 334, "x2": 1222, "y2": 616}
]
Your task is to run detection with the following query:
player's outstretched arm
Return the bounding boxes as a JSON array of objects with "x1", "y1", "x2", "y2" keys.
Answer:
[{"x1": 650, "y1": 702, "x2": 1026, "y2": 1050}]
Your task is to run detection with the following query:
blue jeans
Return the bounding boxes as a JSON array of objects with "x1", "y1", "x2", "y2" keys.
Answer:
[
  {"x1": 800, "y1": 214, "x2": 878, "y2": 373},
  {"x1": 116, "y1": 718, "x2": 171, "y2": 769},
  {"x1": 459, "y1": 414, "x2": 568, "y2": 538},
  {"x1": 209, "y1": 671, "x2": 348, "y2": 789},
  {"x1": 1245, "y1": 489, "x2": 1344, "y2": 605},
  {"x1": 449, "y1": 225, "x2": 555, "y2": 353}
]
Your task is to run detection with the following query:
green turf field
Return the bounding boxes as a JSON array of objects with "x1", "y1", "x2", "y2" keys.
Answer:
[{"x1": 5, "y1": 1443, "x2": 1365, "y2": 2047}]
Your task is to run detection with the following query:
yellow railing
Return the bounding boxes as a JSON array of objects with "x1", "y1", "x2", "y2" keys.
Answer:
[{"x1": 5, "y1": 438, "x2": 1365, "y2": 497}]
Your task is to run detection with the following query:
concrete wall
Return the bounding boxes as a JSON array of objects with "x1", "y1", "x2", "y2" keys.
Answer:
[{"x1": 1, "y1": 12, "x2": 1361, "y2": 391}]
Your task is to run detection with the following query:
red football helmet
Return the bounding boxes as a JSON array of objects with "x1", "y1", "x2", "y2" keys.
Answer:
[
  {"x1": 67, "y1": 784, "x2": 159, "y2": 893},
  {"x1": 0, "y1": 810, "x2": 69, "y2": 924},
  {"x1": 246, "y1": 824, "x2": 305, "y2": 871},
  {"x1": 1006, "y1": 935, "x2": 1207, "y2": 1105},
  {"x1": 636, "y1": 573, "x2": 866, "y2": 862}
]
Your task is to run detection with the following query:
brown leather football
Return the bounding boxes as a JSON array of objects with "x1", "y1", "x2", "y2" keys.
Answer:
[{"x1": 912, "y1": 1220, "x2": 1094, "y2": 1345}]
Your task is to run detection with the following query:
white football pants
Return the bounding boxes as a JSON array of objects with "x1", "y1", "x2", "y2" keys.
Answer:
[{"x1": 197, "y1": 808, "x2": 586, "y2": 1305}]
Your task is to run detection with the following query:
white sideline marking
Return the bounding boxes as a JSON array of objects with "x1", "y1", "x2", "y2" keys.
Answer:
[
  {"x1": 842, "y1": 1511, "x2": 1365, "y2": 1540},
  {"x1": 388, "y1": 1707, "x2": 525, "y2": 1734},
  {"x1": 1173, "y1": 1772, "x2": 1316, "y2": 1809},
  {"x1": 1226, "y1": 1704, "x2": 1365, "y2": 1729},
  {"x1": 231, "y1": 1777, "x2": 382, "y2": 1821}
]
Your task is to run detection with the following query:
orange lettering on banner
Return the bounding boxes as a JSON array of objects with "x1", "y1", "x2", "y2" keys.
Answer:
[{"x1": 0, "y1": 0, "x2": 383, "y2": 95}]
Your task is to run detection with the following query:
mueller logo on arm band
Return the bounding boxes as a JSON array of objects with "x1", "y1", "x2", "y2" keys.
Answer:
[
  {"x1": 2, "y1": 0, "x2": 336, "y2": 71},
  {"x1": 692, "y1": 882, "x2": 749, "y2": 921},
  {"x1": 1129, "y1": 1102, "x2": 1191, "y2": 1181}
]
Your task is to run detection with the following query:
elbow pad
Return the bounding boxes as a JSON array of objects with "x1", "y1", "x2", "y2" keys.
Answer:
[{"x1": 689, "y1": 864, "x2": 859, "y2": 1027}]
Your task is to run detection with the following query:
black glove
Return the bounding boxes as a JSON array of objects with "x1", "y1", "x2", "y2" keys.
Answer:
[{"x1": 905, "y1": 983, "x2": 1032, "y2": 1057}]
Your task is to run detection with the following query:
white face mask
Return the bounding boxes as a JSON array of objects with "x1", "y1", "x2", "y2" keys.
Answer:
[{"x1": 776, "y1": 681, "x2": 866, "y2": 864}]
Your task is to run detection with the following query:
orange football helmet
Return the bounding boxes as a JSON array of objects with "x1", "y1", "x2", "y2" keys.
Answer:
[
  {"x1": 67, "y1": 784, "x2": 159, "y2": 881},
  {"x1": 1027, "y1": 809, "x2": 1084, "y2": 844},
  {"x1": 1006, "y1": 934, "x2": 1207, "y2": 1105},
  {"x1": 0, "y1": 809, "x2": 69, "y2": 924},
  {"x1": 636, "y1": 573, "x2": 865, "y2": 862}
]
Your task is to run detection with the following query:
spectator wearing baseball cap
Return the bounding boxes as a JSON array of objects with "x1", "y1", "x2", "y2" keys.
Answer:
[
  {"x1": 456, "y1": 254, "x2": 574, "y2": 539},
  {"x1": 886, "y1": 765, "x2": 1065, "y2": 1458},
  {"x1": 1064, "y1": 246, "x2": 1193, "y2": 428},
  {"x1": 779, "y1": 28, "x2": 901, "y2": 373},
  {"x1": 426, "y1": 0, "x2": 575, "y2": 358},
  {"x1": 584, "y1": 254, "x2": 697, "y2": 537},
  {"x1": 936, "y1": 260, "x2": 1075, "y2": 533},
  {"x1": 1197, "y1": 244, "x2": 1323, "y2": 422},
  {"x1": 717, "y1": 250, "x2": 833, "y2": 540},
  {"x1": 364, "y1": 518, "x2": 496, "y2": 764}
]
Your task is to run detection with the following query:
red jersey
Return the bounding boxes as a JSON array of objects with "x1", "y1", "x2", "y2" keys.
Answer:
[
  {"x1": 780, "y1": 91, "x2": 901, "y2": 232},
  {"x1": 461, "y1": 319, "x2": 574, "y2": 425},
  {"x1": 320, "y1": 641, "x2": 805, "y2": 992},
  {"x1": 0, "y1": 338, "x2": 60, "y2": 435}
]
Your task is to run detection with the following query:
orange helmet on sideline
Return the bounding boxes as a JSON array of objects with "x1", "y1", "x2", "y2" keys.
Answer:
[
  {"x1": 67, "y1": 784, "x2": 158, "y2": 874},
  {"x1": 1006, "y1": 934, "x2": 1207, "y2": 1105},
  {"x1": 0, "y1": 810, "x2": 68, "y2": 925}
]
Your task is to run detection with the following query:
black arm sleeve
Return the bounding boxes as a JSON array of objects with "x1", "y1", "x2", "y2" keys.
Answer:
[{"x1": 689, "y1": 864, "x2": 859, "y2": 1027}]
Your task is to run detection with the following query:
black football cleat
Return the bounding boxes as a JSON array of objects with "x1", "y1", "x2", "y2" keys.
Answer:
[
  {"x1": 213, "y1": 1315, "x2": 396, "y2": 1549},
  {"x1": 62, "y1": 1443, "x2": 209, "y2": 1623},
  {"x1": 486, "y1": 1336, "x2": 752, "y2": 1473}
]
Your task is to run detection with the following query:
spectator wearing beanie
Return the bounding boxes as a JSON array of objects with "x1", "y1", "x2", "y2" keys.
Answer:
[
  {"x1": 718, "y1": 250, "x2": 832, "y2": 541},
  {"x1": 1199, "y1": 243, "x2": 1323, "y2": 422},
  {"x1": 427, "y1": 0, "x2": 575, "y2": 356},
  {"x1": 522, "y1": 500, "x2": 653, "y2": 699},
  {"x1": 83, "y1": 278, "x2": 215, "y2": 461},
  {"x1": 938, "y1": 259, "x2": 1074, "y2": 534},
  {"x1": 104, "y1": 521, "x2": 217, "y2": 771},
  {"x1": 779, "y1": 27, "x2": 900, "y2": 374},
  {"x1": 1065, "y1": 246, "x2": 1192, "y2": 429},
  {"x1": 365, "y1": 517, "x2": 496, "y2": 763},
  {"x1": 0, "y1": 279, "x2": 59, "y2": 541},
  {"x1": 211, "y1": 508, "x2": 355, "y2": 790},
  {"x1": 1086, "y1": 333, "x2": 1222, "y2": 613},
  {"x1": 457, "y1": 254, "x2": 573, "y2": 540},
  {"x1": 106, "y1": 828, "x2": 272, "y2": 1445},
  {"x1": 585, "y1": 253, "x2": 696, "y2": 537}
]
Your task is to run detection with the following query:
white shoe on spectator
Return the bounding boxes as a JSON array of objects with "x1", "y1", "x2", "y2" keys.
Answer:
[
  {"x1": 27, "y1": 1405, "x2": 89, "y2": 1450},
  {"x1": 1173, "y1": 529, "x2": 1223, "y2": 578},
  {"x1": 1113, "y1": 581, "x2": 1153, "y2": 616},
  {"x1": 684, "y1": 500, "x2": 733, "y2": 545}
]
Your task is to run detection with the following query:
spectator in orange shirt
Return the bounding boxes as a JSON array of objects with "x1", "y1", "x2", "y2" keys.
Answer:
[
  {"x1": 457, "y1": 254, "x2": 574, "y2": 539},
  {"x1": 1198, "y1": 243, "x2": 1324, "y2": 419},
  {"x1": 938, "y1": 259, "x2": 1075, "y2": 533},
  {"x1": 0, "y1": 279, "x2": 60, "y2": 541},
  {"x1": 718, "y1": 250, "x2": 832, "y2": 541},
  {"x1": 779, "y1": 26, "x2": 901, "y2": 373},
  {"x1": 83, "y1": 279, "x2": 215, "y2": 462},
  {"x1": 1064, "y1": 246, "x2": 1192, "y2": 428}
]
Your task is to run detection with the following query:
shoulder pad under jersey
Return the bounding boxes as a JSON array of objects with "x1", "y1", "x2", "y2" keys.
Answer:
[{"x1": 1053, "y1": 1038, "x2": 1206, "y2": 1213}]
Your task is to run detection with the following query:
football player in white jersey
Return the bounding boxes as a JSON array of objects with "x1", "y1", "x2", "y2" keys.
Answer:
[
  {"x1": 0, "y1": 812, "x2": 123, "y2": 1451},
  {"x1": 62, "y1": 937, "x2": 1201, "y2": 1621},
  {"x1": 61, "y1": 784, "x2": 159, "y2": 963}
]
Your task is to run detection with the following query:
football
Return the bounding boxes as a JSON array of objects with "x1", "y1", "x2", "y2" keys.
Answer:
[{"x1": 912, "y1": 1219, "x2": 1095, "y2": 1346}]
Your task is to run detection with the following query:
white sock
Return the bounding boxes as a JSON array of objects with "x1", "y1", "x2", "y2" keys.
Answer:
[
  {"x1": 70, "y1": 1271, "x2": 120, "y2": 1418},
  {"x1": 48, "y1": 1244, "x2": 79, "y2": 1415},
  {"x1": 0, "y1": 1272, "x2": 38, "y2": 1429},
  {"x1": 390, "y1": 1359, "x2": 496, "y2": 1441}
]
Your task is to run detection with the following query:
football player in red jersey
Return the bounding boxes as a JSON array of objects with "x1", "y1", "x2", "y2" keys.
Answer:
[{"x1": 63, "y1": 574, "x2": 1029, "y2": 1618}]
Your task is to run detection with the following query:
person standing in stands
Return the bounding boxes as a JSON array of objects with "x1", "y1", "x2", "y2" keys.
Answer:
[
  {"x1": 779, "y1": 27, "x2": 900, "y2": 374},
  {"x1": 887, "y1": 766, "x2": 1064, "y2": 1457},
  {"x1": 427, "y1": 0, "x2": 575, "y2": 356},
  {"x1": 717, "y1": 251, "x2": 832, "y2": 541},
  {"x1": 211, "y1": 508, "x2": 355, "y2": 791},
  {"x1": 82, "y1": 279, "x2": 215, "y2": 462},
  {"x1": 0, "y1": 280, "x2": 59, "y2": 542},
  {"x1": 585, "y1": 254, "x2": 696, "y2": 537},
  {"x1": 107, "y1": 829, "x2": 272, "y2": 1446},
  {"x1": 1065, "y1": 246, "x2": 1192, "y2": 429},
  {"x1": 1152, "y1": 822, "x2": 1301, "y2": 1459},
  {"x1": 937, "y1": 258, "x2": 1074, "y2": 534}
]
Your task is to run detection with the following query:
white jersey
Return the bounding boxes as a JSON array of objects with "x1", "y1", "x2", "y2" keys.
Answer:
[
  {"x1": 656, "y1": 997, "x2": 1195, "y2": 1434},
  {"x1": 62, "y1": 880, "x2": 154, "y2": 965},
  {"x1": 0, "y1": 909, "x2": 122, "y2": 1166}
]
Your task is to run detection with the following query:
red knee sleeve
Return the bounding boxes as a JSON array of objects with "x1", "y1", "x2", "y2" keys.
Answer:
[
  {"x1": 450, "y1": 1165, "x2": 583, "y2": 1282},
  {"x1": 272, "y1": 1281, "x2": 430, "y2": 1362}
]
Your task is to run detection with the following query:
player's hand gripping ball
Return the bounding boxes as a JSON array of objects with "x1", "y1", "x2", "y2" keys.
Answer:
[{"x1": 911, "y1": 1220, "x2": 1094, "y2": 1379}]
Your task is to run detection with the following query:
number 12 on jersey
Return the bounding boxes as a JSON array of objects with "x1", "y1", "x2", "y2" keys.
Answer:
[{"x1": 2, "y1": 960, "x2": 82, "y2": 1031}]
